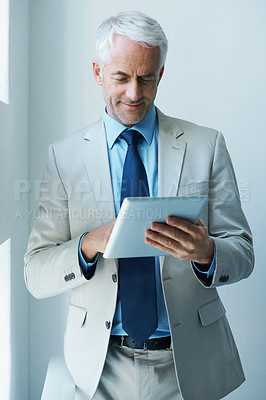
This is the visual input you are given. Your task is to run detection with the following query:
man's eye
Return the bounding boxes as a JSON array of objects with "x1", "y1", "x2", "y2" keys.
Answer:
[
  {"x1": 140, "y1": 77, "x2": 153, "y2": 83},
  {"x1": 115, "y1": 78, "x2": 127, "y2": 82}
]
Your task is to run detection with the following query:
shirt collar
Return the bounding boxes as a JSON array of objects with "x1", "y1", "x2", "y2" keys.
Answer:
[{"x1": 103, "y1": 105, "x2": 157, "y2": 149}]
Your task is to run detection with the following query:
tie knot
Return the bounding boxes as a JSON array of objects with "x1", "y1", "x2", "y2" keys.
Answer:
[{"x1": 120, "y1": 129, "x2": 142, "y2": 146}]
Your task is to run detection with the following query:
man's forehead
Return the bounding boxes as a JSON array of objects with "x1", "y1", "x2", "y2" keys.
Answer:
[
  {"x1": 111, "y1": 34, "x2": 143, "y2": 49},
  {"x1": 105, "y1": 36, "x2": 161, "y2": 73}
]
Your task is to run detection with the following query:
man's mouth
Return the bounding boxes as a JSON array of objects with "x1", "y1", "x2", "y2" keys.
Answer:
[{"x1": 120, "y1": 102, "x2": 144, "y2": 110}]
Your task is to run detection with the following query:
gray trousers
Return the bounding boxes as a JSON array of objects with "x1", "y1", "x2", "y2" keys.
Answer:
[{"x1": 76, "y1": 342, "x2": 182, "y2": 400}]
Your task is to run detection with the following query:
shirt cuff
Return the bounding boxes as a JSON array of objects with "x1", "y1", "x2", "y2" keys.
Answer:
[
  {"x1": 78, "y1": 232, "x2": 99, "y2": 274},
  {"x1": 192, "y1": 240, "x2": 216, "y2": 279}
]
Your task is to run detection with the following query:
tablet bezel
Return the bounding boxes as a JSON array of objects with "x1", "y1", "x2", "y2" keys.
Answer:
[{"x1": 103, "y1": 196, "x2": 208, "y2": 259}]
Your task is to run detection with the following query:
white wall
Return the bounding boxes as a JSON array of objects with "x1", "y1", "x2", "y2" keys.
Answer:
[
  {"x1": 0, "y1": 0, "x2": 30, "y2": 399},
  {"x1": 29, "y1": 1, "x2": 96, "y2": 398},
  {"x1": 28, "y1": 0, "x2": 266, "y2": 399}
]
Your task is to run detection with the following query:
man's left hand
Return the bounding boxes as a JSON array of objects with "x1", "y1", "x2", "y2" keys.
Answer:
[{"x1": 145, "y1": 216, "x2": 214, "y2": 265}]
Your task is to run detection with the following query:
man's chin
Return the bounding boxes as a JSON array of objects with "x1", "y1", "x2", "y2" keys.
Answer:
[{"x1": 116, "y1": 110, "x2": 148, "y2": 127}]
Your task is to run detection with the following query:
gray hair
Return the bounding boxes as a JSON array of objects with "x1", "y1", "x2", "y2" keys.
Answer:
[{"x1": 95, "y1": 11, "x2": 168, "y2": 69}]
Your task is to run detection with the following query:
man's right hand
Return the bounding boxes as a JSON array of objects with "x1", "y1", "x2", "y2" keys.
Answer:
[{"x1": 80, "y1": 219, "x2": 116, "y2": 262}]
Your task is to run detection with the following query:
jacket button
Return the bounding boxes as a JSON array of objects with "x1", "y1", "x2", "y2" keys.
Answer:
[
  {"x1": 105, "y1": 321, "x2": 111, "y2": 330},
  {"x1": 64, "y1": 275, "x2": 69, "y2": 282},
  {"x1": 112, "y1": 274, "x2": 117, "y2": 283},
  {"x1": 70, "y1": 273, "x2": 75, "y2": 280}
]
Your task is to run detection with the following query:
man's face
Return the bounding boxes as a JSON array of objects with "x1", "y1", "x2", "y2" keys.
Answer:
[{"x1": 93, "y1": 35, "x2": 164, "y2": 127}]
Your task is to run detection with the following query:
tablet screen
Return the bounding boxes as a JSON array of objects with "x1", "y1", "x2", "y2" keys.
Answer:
[{"x1": 103, "y1": 196, "x2": 208, "y2": 258}]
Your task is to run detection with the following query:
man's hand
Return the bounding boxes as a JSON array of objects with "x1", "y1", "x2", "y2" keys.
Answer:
[
  {"x1": 81, "y1": 219, "x2": 116, "y2": 262},
  {"x1": 145, "y1": 216, "x2": 214, "y2": 266}
]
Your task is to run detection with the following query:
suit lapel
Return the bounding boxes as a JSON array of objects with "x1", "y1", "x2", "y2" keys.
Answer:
[
  {"x1": 82, "y1": 119, "x2": 115, "y2": 225},
  {"x1": 157, "y1": 109, "x2": 186, "y2": 197},
  {"x1": 157, "y1": 109, "x2": 187, "y2": 272}
]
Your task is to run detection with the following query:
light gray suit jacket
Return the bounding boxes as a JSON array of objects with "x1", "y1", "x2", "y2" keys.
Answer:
[{"x1": 24, "y1": 108, "x2": 254, "y2": 400}]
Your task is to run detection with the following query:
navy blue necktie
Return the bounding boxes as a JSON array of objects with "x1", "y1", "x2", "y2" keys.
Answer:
[{"x1": 119, "y1": 129, "x2": 158, "y2": 346}]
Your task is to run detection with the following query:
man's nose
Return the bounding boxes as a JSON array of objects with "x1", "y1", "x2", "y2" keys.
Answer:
[{"x1": 125, "y1": 80, "x2": 142, "y2": 102}]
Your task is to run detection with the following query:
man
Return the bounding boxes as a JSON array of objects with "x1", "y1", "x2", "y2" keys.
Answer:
[{"x1": 24, "y1": 11, "x2": 254, "y2": 400}]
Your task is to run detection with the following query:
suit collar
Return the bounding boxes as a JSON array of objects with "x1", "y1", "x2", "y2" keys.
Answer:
[
  {"x1": 156, "y1": 108, "x2": 184, "y2": 140},
  {"x1": 83, "y1": 117, "x2": 103, "y2": 141}
]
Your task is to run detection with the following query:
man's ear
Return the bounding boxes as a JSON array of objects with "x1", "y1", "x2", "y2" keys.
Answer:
[
  {"x1": 158, "y1": 66, "x2": 164, "y2": 84},
  {"x1": 92, "y1": 61, "x2": 103, "y2": 85}
]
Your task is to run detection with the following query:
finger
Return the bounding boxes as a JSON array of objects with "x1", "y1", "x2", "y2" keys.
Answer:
[
  {"x1": 166, "y1": 216, "x2": 197, "y2": 234},
  {"x1": 151, "y1": 218, "x2": 198, "y2": 240},
  {"x1": 150, "y1": 222, "x2": 187, "y2": 242},
  {"x1": 195, "y1": 218, "x2": 205, "y2": 227},
  {"x1": 167, "y1": 216, "x2": 208, "y2": 238},
  {"x1": 146, "y1": 229, "x2": 193, "y2": 254},
  {"x1": 145, "y1": 235, "x2": 184, "y2": 258},
  {"x1": 145, "y1": 233, "x2": 193, "y2": 259}
]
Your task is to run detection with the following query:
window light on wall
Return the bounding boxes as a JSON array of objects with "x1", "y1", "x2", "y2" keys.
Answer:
[{"x1": 0, "y1": 0, "x2": 10, "y2": 104}]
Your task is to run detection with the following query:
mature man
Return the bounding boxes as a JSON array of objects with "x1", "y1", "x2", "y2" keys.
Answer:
[{"x1": 24, "y1": 11, "x2": 254, "y2": 400}]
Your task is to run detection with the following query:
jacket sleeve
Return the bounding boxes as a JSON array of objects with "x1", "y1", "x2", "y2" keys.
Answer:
[
  {"x1": 198, "y1": 132, "x2": 254, "y2": 287},
  {"x1": 24, "y1": 144, "x2": 90, "y2": 299}
]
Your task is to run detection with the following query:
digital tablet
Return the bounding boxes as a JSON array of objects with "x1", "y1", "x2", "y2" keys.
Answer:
[{"x1": 103, "y1": 196, "x2": 208, "y2": 259}]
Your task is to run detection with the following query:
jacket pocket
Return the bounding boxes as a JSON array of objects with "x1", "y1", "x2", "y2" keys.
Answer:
[
  {"x1": 67, "y1": 303, "x2": 88, "y2": 327},
  {"x1": 198, "y1": 297, "x2": 226, "y2": 327}
]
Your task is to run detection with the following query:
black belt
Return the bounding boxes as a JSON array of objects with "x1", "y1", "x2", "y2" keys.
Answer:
[{"x1": 110, "y1": 335, "x2": 171, "y2": 350}]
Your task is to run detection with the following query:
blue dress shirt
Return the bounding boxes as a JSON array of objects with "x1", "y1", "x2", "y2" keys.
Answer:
[{"x1": 79, "y1": 105, "x2": 215, "y2": 338}]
